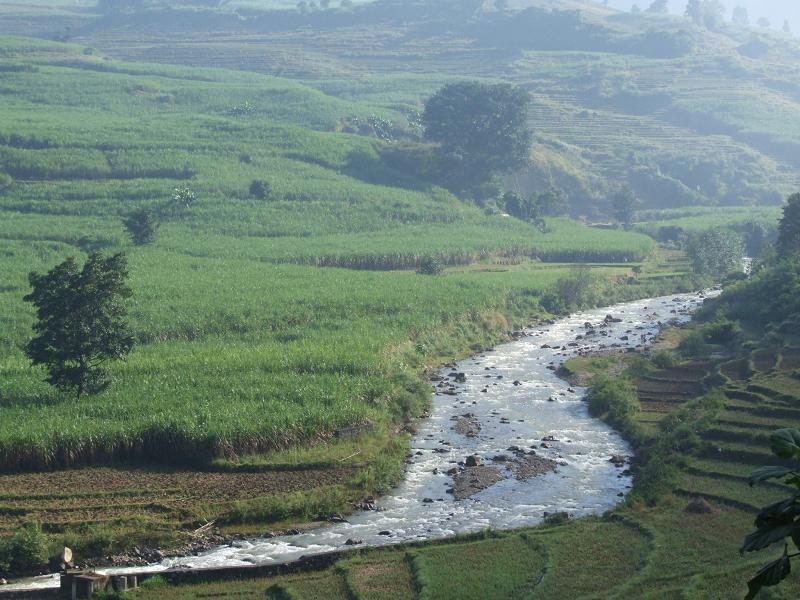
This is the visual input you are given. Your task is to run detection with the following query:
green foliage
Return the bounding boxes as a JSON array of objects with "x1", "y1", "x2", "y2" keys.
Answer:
[
  {"x1": 651, "y1": 350, "x2": 677, "y2": 369},
  {"x1": 423, "y1": 81, "x2": 531, "y2": 189},
  {"x1": 123, "y1": 208, "x2": 158, "y2": 246},
  {"x1": 586, "y1": 376, "x2": 642, "y2": 443},
  {"x1": 0, "y1": 522, "x2": 49, "y2": 573},
  {"x1": 678, "y1": 329, "x2": 708, "y2": 358},
  {"x1": 249, "y1": 179, "x2": 273, "y2": 200},
  {"x1": 502, "y1": 192, "x2": 546, "y2": 231},
  {"x1": 169, "y1": 187, "x2": 196, "y2": 214},
  {"x1": 541, "y1": 266, "x2": 599, "y2": 313},
  {"x1": 742, "y1": 428, "x2": 800, "y2": 599},
  {"x1": 612, "y1": 186, "x2": 641, "y2": 229},
  {"x1": 417, "y1": 255, "x2": 443, "y2": 275},
  {"x1": 141, "y1": 575, "x2": 167, "y2": 590},
  {"x1": 777, "y1": 193, "x2": 800, "y2": 260},
  {"x1": 24, "y1": 253, "x2": 133, "y2": 396},
  {"x1": 685, "y1": 0, "x2": 725, "y2": 28},
  {"x1": 698, "y1": 254, "x2": 800, "y2": 331},
  {"x1": 702, "y1": 318, "x2": 742, "y2": 345},
  {"x1": 686, "y1": 228, "x2": 744, "y2": 277}
]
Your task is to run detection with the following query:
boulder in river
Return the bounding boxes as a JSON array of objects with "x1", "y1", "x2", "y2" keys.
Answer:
[
  {"x1": 451, "y1": 465, "x2": 503, "y2": 500},
  {"x1": 609, "y1": 455, "x2": 627, "y2": 466},
  {"x1": 345, "y1": 538, "x2": 363, "y2": 546},
  {"x1": 453, "y1": 416, "x2": 481, "y2": 437},
  {"x1": 513, "y1": 454, "x2": 559, "y2": 480},
  {"x1": 465, "y1": 455, "x2": 482, "y2": 467}
]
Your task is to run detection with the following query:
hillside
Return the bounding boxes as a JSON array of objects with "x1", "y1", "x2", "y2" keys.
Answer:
[
  {"x1": 2, "y1": 1, "x2": 799, "y2": 213},
  {"x1": 0, "y1": 33, "x2": 686, "y2": 569}
]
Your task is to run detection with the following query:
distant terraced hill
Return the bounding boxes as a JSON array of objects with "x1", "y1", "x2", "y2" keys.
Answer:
[{"x1": 2, "y1": 0, "x2": 799, "y2": 212}]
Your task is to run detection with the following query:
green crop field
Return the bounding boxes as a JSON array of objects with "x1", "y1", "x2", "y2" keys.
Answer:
[
  {"x1": 0, "y1": 1, "x2": 797, "y2": 595},
  {"x1": 0, "y1": 34, "x2": 693, "y2": 562}
]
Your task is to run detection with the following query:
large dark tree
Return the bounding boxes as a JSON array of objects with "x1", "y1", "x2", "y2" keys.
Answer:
[
  {"x1": 777, "y1": 192, "x2": 800, "y2": 259},
  {"x1": 423, "y1": 81, "x2": 532, "y2": 188},
  {"x1": 687, "y1": 228, "x2": 744, "y2": 276},
  {"x1": 24, "y1": 253, "x2": 133, "y2": 396}
]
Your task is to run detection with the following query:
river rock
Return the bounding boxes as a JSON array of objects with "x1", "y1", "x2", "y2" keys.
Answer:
[
  {"x1": 451, "y1": 465, "x2": 503, "y2": 500},
  {"x1": 378, "y1": 531, "x2": 392, "y2": 536},
  {"x1": 453, "y1": 416, "x2": 481, "y2": 437},
  {"x1": 465, "y1": 455, "x2": 482, "y2": 467},
  {"x1": 609, "y1": 455, "x2": 627, "y2": 466},
  {"x1": 345, "y1": 538, "x2": 362, "y2": 546},
  {"x1": 513, "y1": 454, "x2": 559, "y2": 480}
]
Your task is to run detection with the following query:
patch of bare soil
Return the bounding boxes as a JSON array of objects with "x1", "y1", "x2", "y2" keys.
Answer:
[{"x1": 0, "y1": 465, "x2": 358, "y2": 530}]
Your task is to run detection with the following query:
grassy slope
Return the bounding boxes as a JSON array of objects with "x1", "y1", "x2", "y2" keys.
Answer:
[
  {"x1": 0, "y1": 38, "x2": 656, "y2": 468},
  {"x1": 6, "y1": 2, "x2": 797, "y2": 209},
  {"x1": 0, "y1": 38, "x2": 685, "y2": 563}
]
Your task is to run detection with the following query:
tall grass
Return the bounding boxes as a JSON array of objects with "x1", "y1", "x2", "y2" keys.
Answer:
[{"x1": 0, "y1": 38, "x2": 659, "y2": 471}]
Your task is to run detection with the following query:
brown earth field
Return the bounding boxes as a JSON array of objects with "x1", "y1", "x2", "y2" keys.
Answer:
[{"x1": 0, "y1": 465, "x2": 358, "y2": 527}]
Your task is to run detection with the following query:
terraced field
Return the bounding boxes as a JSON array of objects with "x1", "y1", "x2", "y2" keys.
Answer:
[
  {"x1": 4, "y1": 1, "x2": 796, "y2": 210},
  {"x1": 95, "y1": 326, "x2": 800, "y2": 599}
]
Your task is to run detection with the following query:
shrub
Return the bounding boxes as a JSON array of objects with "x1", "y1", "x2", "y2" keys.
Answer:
[
  {"x1": 122, "y1": 208, "x2": 158, "y2": 245},
  {"x1": 140, "y1": 575, "x2": 167, "y2": 590},
  {"x1": 702, "y1": 319, "x2": 741, "y2": 345},
  {"x1": 586, "y1": 377, "x2": 641, "y2": 438},
  {"x1": 0, "y1": 523, "x2": 50, "y2": 573},
  {"x1": 249, "y1": 179, "x2": 273, "y2": 200},
  {"x1": 542, "y1": 512, "x2": 570, "y2": 526},
  {"x1": 651, "y1": 350, "x2": 677, "y2": 369},
  {"x1": 541, "y1": 266, "x2": 598, "y2": 313},
  {"x1": 418, "y1": 255, "x2": 443, "y2": 275},
  {"x1": 678, "y1": 330, "x2": 708, "y2": 358}
]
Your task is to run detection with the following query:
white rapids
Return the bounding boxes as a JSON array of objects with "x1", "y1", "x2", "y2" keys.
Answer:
[{"x1": 3, "y1": 291, "x2": 713, "y2": 592}]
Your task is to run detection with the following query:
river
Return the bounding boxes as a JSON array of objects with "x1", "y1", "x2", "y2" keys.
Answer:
[{"x1": 4, "y1": 291, "x2": 712, "y2": 591}]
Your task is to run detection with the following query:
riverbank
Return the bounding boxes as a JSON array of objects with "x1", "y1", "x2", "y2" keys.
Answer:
[
  {"x1": 1, "y1": 289, "x2": 716, "y2": 595},
  {"x1": 0, "y1": 250, "x2": 704, "y2": 585},
  {"x1": 15, "y1": 284, "x2": 797, "y2": 599}
]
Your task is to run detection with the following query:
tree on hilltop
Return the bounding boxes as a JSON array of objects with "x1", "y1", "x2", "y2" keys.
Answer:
[
  {"x1": 686, "y1": 0, "x2": 724, "y2": 28},
  {"x1": 647, "y1": 0, "x2": 669, "y2": 15},
  {"x1": 24, "y1": 253, "x2": 133, "y2": 396},
  {"x1": 423, "y1": 81, "x2": 531, "y2": 190},
  {"x1": 732, "y1": 6, "x2": 749, "y2": 26}
]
